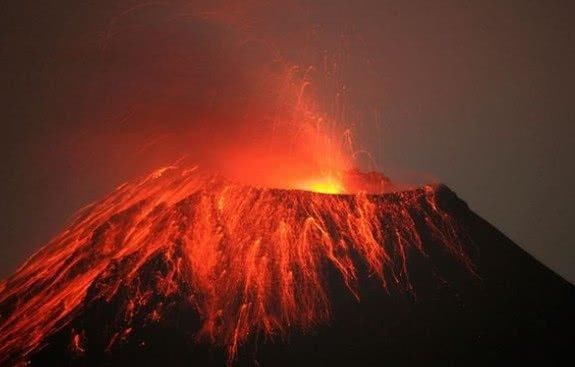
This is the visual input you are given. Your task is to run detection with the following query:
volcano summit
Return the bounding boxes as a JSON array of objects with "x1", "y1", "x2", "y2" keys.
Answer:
[{"x1": 0, "y1": 166, "x2": 573, "y2": 366}]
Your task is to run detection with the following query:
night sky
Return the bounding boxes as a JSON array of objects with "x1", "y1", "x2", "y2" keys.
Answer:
[{"x1": 1, "y1": 1, "x2": 574, "y2": 283}]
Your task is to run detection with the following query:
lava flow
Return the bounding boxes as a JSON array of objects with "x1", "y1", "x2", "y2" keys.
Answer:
[{"x1": 0, "y1": 165, "x2": 473, "y2": 365}]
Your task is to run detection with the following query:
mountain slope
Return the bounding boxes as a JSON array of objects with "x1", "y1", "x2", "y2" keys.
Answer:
[{"x1": 1, "y1": 168, "x2": 573, "y2": 366}]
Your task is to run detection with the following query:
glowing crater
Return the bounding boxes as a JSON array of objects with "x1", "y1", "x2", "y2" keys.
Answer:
[{"x1": 297, "y1": 176, "x2": 344, "y2": 194}]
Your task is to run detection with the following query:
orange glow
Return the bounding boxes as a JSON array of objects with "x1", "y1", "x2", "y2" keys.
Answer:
[
  {"x1": 0, "y1": 4, "x2": 475, "y2": 366},
  {"x1": 0, "y1": 166, "x2": 473, "y2": 365},
  {"x1": 297, "y1": 175, "x2": 344, "y2": 194}
]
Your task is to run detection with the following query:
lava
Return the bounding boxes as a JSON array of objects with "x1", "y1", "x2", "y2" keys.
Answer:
[
  {"x1": 0, "y1": 166, "x2": 472, "y2": 365},
  {"x1": 304, "y1": 178, "x2": 343, "y2": 194}
]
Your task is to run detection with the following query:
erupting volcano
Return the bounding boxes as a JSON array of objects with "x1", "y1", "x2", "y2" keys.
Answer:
[
  {"x1": 1, "y1": 4, "x2": 574, "y2": 365},
  {"x1": 0, "y1": 165, "x2": 573, "y2": 366},
  {"x1": 0, "y1": 165, "x2": 464, "y2": 364}
]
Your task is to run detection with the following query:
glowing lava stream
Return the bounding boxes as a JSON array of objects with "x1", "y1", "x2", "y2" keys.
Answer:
[{"x1": 0, "y1": 166, "x2": 472, "y2": 364}]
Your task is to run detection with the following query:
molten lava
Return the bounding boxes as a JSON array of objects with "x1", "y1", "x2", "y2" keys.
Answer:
[
  {"x1": 0, "y1": 166, "x2": 472, "y2": 365},
  {"x1": 297, "y1": 175, "x2": 343, "y2": 194}
]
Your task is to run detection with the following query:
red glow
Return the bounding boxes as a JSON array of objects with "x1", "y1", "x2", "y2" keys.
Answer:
[
  {"x1": 0, "y1": 166, "x2": 472, "y2": 364},
  {"x1": 0, "y1": 6, "x2": 470, "y2": 364}
]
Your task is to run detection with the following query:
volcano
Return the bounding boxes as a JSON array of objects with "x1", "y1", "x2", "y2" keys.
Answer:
[{"x1": 0, "y1": 166, "x2": 573, "y2": 366}]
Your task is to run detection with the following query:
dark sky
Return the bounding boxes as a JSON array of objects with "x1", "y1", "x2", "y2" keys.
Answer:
[{"x1": 1, "y1": 1, "x2": 574, "y2": 282}]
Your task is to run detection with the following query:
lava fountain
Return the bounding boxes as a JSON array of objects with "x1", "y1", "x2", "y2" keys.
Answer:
[
  {"x1": 0, "y1": 9, "x2": 472, "y2": 363},
  {"x1": 0, "y1": 53, "x2": 472, "y2": 365}
]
